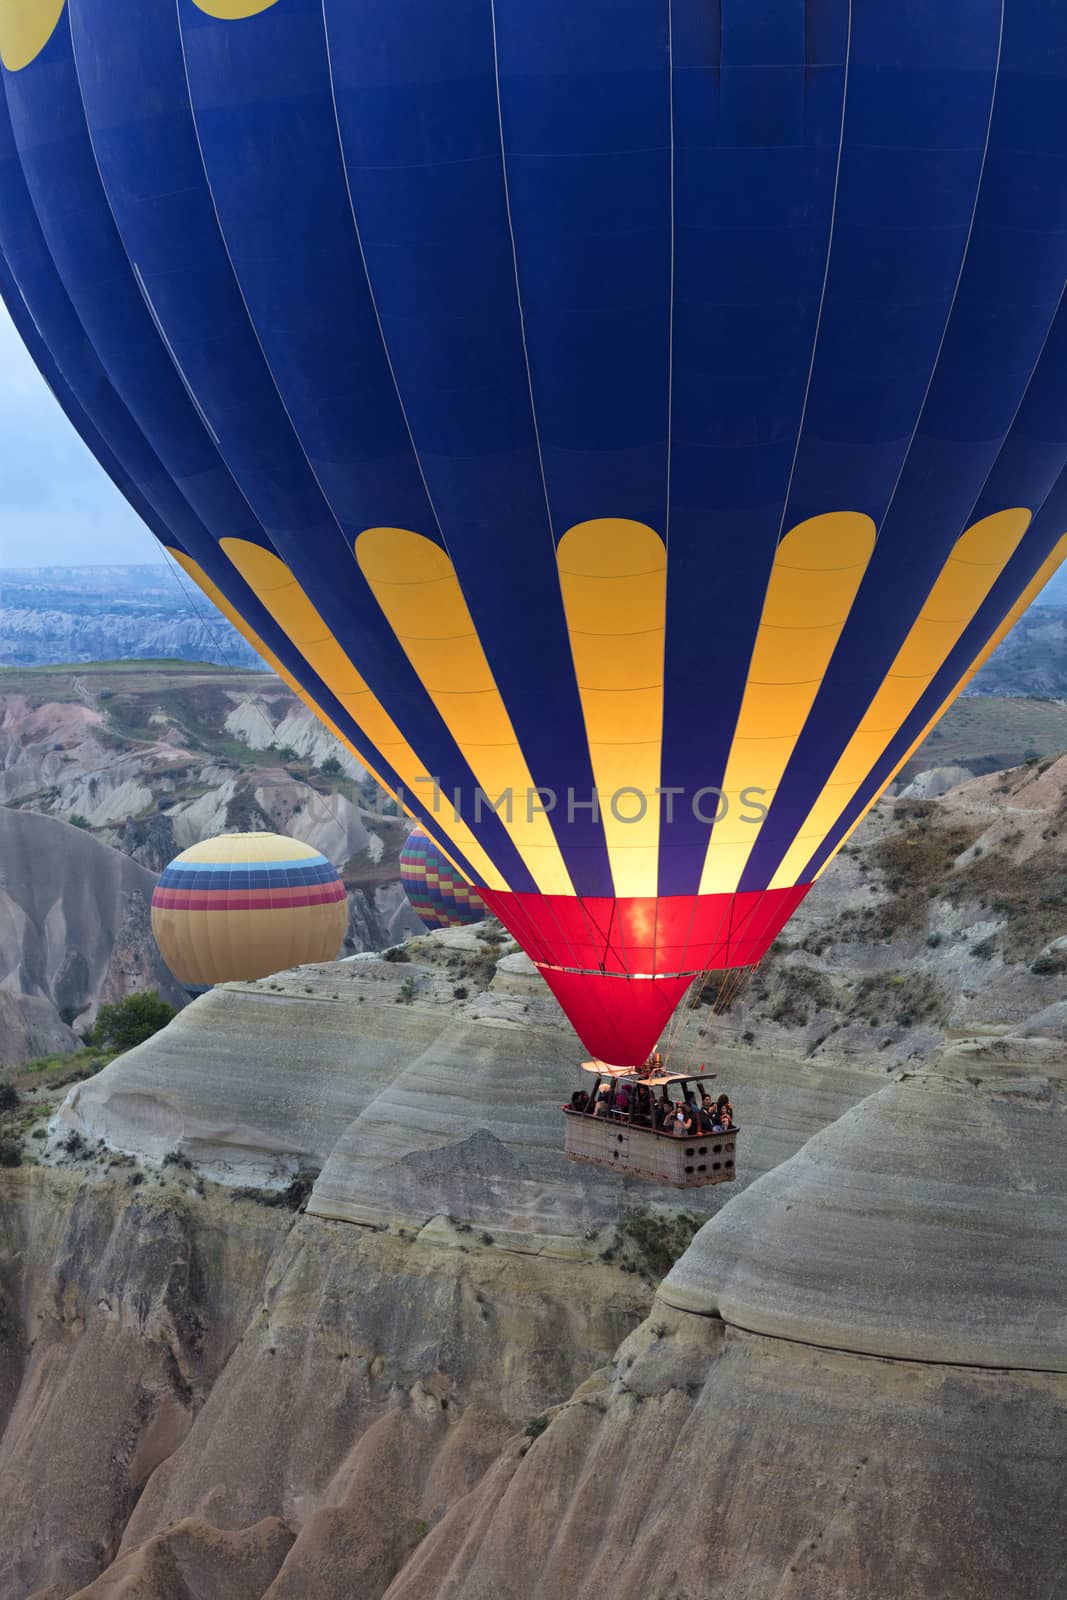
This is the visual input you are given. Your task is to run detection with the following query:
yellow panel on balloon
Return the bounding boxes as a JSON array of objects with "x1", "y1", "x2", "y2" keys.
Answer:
[
  {"x1": 810, "y1": 523, "x2": 1066, "y2": 878},
  {"x1": 356, "y1": 527, "x2": 574, "y2": 896},
  {"x1": 166, "y1": 547, "x2": 395, "y2": 794},
  {"x1": 557, "y1": 519, "x2": 666, "y2": 898},
  {"x1": 218, "y1": 536, "x2": 503, "y2": 890},
  {"x1": 699, "y1": 511, "x2": 876, "y2": 895},
  {"x1": 771, "y1": 507, "x2": 1033, "y2": 886},
  {"x1": 0, "y1": 0, "x2": 66, "y2": 70},
  {"x1": 191, "y1": 0, "x2": 280, "y2": 17}
]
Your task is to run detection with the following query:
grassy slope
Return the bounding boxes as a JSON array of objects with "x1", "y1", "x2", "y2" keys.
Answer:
[{"x1": 901, "y1": 696, "x2": 1067, "y2": 782}]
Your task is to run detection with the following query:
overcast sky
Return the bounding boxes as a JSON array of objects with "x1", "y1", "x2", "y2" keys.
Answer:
[{"x1": 0, "y1": 300, "x2": 151, "y2": 568}]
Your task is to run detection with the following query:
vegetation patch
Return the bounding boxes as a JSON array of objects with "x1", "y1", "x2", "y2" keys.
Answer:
[
  {"x1": 866, "y1": 805, "x2": 986, "y2": 936},
  {"x1": 844, "y1": 971, "x2": 945, "y2": 1031},
  {"x1": 231, "y1": 1170, "x2": 317, "y2": 1212},
  {"x1": 766, "y1": 964, "x2": 836, "y2": 1028},
  {"x1": 602, "y1": 1207, "x2": 704, "y2": 1284},
  {"x1": 90, "y1": 992, "x2": 176, "y2": 1052},
  {"x1": 946, "y1": 833, "x2": 1067, "y2": 961}
]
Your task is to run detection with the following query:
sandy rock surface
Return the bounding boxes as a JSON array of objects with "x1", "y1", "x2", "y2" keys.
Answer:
[
  {"x1": 0, "y1": 809, "x2": 185, "y2": 1061},
  {"x1": 57, "y1": 929, "x2": 885, "y2": 1249},
  {"x1": 660, "y1": 1042, "x2": 1067, "y2": 1369}
]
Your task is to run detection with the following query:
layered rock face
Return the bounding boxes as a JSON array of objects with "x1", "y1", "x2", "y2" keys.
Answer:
[
  {"x1": 0, "y1": 809, "x2": 186, "y2": 1062},
  {"x1": 661, "y1": 1040, "x2": 1067, "y2": 1368},
  {"x1": 388, "y1": 1040, "x2": 1066, "y2": 1600},
  {"x1": 57, "y1": 930, "x2": 885, "y2": 1250},
  {"x1": 0, "y1": 1030, "x2": 1062, "y2": 1597},
  {"x1": 0, "y1": 1167, "x2": 649, "y2": 1600}
]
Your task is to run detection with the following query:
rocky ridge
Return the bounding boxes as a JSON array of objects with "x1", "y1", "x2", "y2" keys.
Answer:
[
  {"x1": 0, "y1": 1022, "x2": 1061, "y2": 1597},
  {"x1": 0, "y1": 808, "x2": 186, "y2": 1063}
]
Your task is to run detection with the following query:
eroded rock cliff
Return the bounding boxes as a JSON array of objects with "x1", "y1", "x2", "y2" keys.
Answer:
[{"x1": 0, "y1": 1033, "x2": 1062, "y2": 1600}]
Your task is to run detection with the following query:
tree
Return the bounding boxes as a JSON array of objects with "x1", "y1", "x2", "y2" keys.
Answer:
[
  {"x1": 320, "y1": 755, "x2": 342, "y2": 776},
  {"x1": 68, "y1": 813, "x2": 90, "y2": 829},
  {"x1": 92, "y1": 991, "x2": 176, "y2": 1052}
]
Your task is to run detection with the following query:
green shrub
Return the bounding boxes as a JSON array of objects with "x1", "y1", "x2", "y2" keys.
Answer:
[
  {"x1": 68, "y1": 813, "x2": 90, "y2": 830},
  {"x1": 382, "y1": 945, "x2": 411, "y2": 963},
  {"x1": 91, "y1": 991, "x2": 176, "y2": 1051},
  {"x1": 0, "y1": 1139, "x2": 21, "y2": 1168},
  {"x1": 320, "y1": 755, "x2": 342, "y2": 776},
  {"x1": 0, "y1": 1083, "x2": 18, "y2": 1113},
  {"x1": 1031, "y1": 952, "x2": 1066, "y2": 976}
]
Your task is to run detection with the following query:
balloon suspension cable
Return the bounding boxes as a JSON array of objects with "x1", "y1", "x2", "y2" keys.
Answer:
[{"x1": 659, "y1": 874, "x2": 778, "y2": 1072}]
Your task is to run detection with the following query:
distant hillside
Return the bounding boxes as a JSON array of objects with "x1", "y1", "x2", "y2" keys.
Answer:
[
  {"x1": 0, "y1": 662, "x2": 423, "y2": 1026},
  {"x1": 2, "y1": 561, "x2": 1066, "y2": 691},
  {"x1": 0, "y1": 563, "x2": 259, "y2": 667},
  {"x1": 965, "y1": 605, "x2": 1067, "y2": 699}
]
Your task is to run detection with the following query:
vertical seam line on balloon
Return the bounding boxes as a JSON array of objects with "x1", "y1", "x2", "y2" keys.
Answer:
[
  {"x1": 65, "y1": 10, "x2": 263, "y2": 684},
  {"x1": 131, "y1": 263, "x2": 221, "y2": 449},
  {"x1": 488, "y1": 0, "x2": 556, "y2": 540},
  {"x1": 870, "y1": 0, "x2": 1005, "y2": 551},
  {"x1": 665, "y1": 0, "x2": 675, "y2": 550},
  {"x1": 777, "y1": 3, "x2": 1011, "y2": 889},
  {"x1": 320, "y1": 0, "x2": 448, "y2": 548},
  {"x1": 321, "y1": 0, "x2": 567, "y2": 897},
  {"x1": 69, "y1": 6, "x2": 268, "y2": 549},
  {"x1": 170, "y1": 4, "x2": 483, "y2": 843},
  {"x1": 69, "y1": 0, "x2": 335, "y2": 712},
  {"x1": 963, "y1": 273, "x2": 1067, "y2": 533},
  {"x1": 488, "y1": 0, "x2": 610, "y2": 894},
  {"x1": 695, "y1": 7, "x2": 853, "y2": 901},
  {"x1": 773, "y1": 0, "x2": 853, "y2": 548},
  {"x1": 173, "y1": 0, "x2": 367, "y2": 578}
]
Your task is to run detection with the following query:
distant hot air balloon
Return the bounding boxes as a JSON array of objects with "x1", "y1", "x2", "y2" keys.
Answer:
[
  {"x1": 151, "y1": 834, "x2": 347, "y2": 992},
  {"x1": 400, "y1": 827, "x2": 488, "y2": 931},
  {"x1": 4, "y1": 3, "x2": 1067, "y2": 1063}
]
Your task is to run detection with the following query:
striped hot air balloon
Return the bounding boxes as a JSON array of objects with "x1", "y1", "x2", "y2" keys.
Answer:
[
  {"x1": 151, "y1": 834, "x2": 348, "y2": 992},
  {"x1": 3, "y1": 2, "x2": 1066, "y2": 1062},
  {"x1": 400, "y1": 827, "x2": 488, "y2": 931}
]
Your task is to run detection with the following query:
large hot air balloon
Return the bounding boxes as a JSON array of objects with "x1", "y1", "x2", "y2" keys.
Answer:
[
  {"x1": 400, "y1": 826, "x2": 488, "y2": 931},
  {"x1": 151, "y1": 834, "x2": 348, "y2": 991},
  {"x1": 3, "y1": 3, "x2": 1066, "y2": 1064}
]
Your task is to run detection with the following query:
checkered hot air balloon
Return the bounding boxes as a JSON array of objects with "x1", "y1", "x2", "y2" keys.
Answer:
[
  {"x1": 4, "y1": 2, "x2": 1067, "y2": 1062},
  {"x1": 400, "y1": 827, "x2": 488, "y2": 932},
  {"x1": 151, "y1": 834, "x2": 348, "y2": 992}
]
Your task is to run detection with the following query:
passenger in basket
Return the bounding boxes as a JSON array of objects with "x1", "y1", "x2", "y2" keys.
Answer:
[
  {"x1": 633, "y1": 1085, "x2": 652, "y2": 1126},
  {"x1": 669, "y1": 1102, "x2": 693, "y2": 1137}
]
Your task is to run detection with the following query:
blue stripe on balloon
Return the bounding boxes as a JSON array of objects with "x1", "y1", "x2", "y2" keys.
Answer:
[
  {"x1": 0, "y1": 64, "x2": 482, "y2": 882},
  {"x1": 740, "y1": 1, "x2": 1067, "y2": 892},
  {"x1": 324, "y1": 0, "x2": 613, "y2": 897},
  {"x1": 176, "y1": 0, "x2": 542, "y2": 895},
  {"x1": 657, "y1": 0, "x2": 848, "y2": 894}
]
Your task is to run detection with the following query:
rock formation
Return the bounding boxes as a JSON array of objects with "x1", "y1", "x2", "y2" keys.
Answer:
[
  {"x1": 0, "y1": 809, "x2": 185, "y2": 1062},
  {"x1": 0, "y1": 1028, "x2": 1061, "y2": 1598},
  {"x1": 57, "y1": 929, "x2": 886, "y2": 1248},
  {"x1": 382, "y1": 1037, "x2": 1066, "y2": 1600}
]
